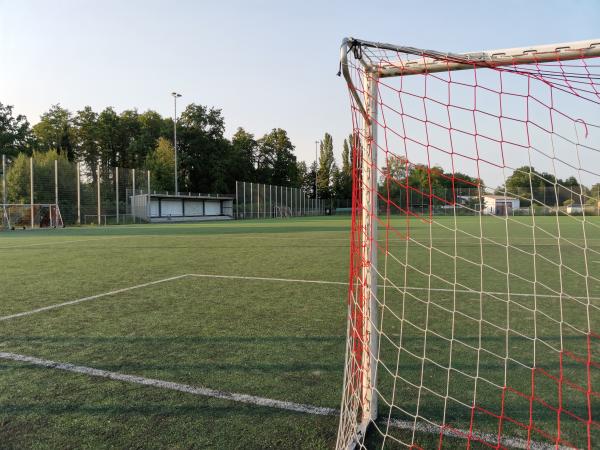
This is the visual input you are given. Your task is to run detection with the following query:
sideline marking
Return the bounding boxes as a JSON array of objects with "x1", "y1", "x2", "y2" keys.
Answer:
[
  {"x1": 0, "y1": 275, "x2": 188, "y2": 322},
  {"x1": 0, "y1": 351, "x2": 562, "y2": 449}
]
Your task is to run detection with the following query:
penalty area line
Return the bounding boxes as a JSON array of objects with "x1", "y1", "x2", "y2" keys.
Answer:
[
  {"x1": 0, "y1": 351, "x2": 562, "y2": 449},
  {"x1": 0, "y1": 274, "x2": 189, "y2": 322}
]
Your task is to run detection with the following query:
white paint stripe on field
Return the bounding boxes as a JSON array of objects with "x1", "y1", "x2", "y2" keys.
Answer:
[
  {"x1": 187, "y1": 273, "x2": 600, "y2": 301},
  {"x1": 3, "y1": 272, "x2": 598, "y2": 324},
  {"x1": 0, "y1": 352, "x2": 337, "y2": 416},
  {"x1": 0, "y1": 235, "x2": 132, "y2": 249},
  {"x1": 0, "y1": 275, "x2": 188, "y2": 322},
  {"x1": 387, "y1": 419, "x2": 565, "y2": 450},
  {"x1": 187, "y1": 273, "x2": 347, "y2": 286},
  {"x1": 0, "y1": 351, "x2": 563, "y2": 449}
]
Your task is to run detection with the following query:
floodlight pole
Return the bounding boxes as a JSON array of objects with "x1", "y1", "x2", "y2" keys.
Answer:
[{"x1": 172, "y1": 92, "x2": 182, "y2": 195}]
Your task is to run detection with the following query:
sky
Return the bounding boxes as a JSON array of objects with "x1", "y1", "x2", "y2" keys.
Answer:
[{"x1": 0, "y1": 0, "x2": 598, "y2": 187}]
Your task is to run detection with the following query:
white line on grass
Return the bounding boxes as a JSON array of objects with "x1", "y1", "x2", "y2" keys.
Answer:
[
  {"x1": 3, "y1": 272, "x2": 598, "y2": 324},
  {"x1": 187, "y1": 273, "x2": 347, "y2": 286},
  {"x1": 0, "y1": 352, "x2": 336, "y2": 416},
  {"x1": 0, "y1": 351, "x2": 563, "y2": 449},
  {"x1": 187, "y1": 273, "x2": 600, "y2": 301},
  {"x1": 0, "y1": 275, "x2": 188, "y2": 322},
  {"x1": 0, "y1": 235, "x2": 132, "y2": 249}
]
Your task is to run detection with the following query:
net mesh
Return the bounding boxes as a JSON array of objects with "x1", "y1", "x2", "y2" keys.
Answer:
[{"x1": 338, "y1": 40, "x2": 600, "y2": 449}]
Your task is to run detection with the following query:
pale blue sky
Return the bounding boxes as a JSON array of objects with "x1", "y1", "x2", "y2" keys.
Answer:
[{"x1": 1, "y1": 0, "x2": 598, "y2": 186}]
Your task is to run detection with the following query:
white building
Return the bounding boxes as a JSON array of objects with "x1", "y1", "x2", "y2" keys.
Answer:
[
  {"x1": 566, "y1": 204, "x2": 583, "y2": 214},
  {"x1": 483, "y1": 195, "x2": 520, "y2": 215},
  {"x1": 131, "y1": 193, "x2": 234, "y2": 223}
]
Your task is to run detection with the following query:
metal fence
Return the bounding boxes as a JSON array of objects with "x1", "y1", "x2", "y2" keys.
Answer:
[
  {"x1": 1, "y1": 154, "x2": 152, "y2": 226},
  {"x1": 234, "y1": 181, "x2": 326, "y2": 219}
]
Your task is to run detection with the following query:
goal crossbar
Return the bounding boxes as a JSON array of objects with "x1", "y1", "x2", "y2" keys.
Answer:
[{"x1": 340, "y1": 38, "x2": 600, "y2": 122}]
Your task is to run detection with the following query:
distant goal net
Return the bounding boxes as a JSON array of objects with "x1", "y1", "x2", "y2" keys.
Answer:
[
  {"x1": 337, "y1": 38, "x2": 600, "y2": 449},
  {"x1": 1, "y1": 204, "x2": 64, "y2": 230}
]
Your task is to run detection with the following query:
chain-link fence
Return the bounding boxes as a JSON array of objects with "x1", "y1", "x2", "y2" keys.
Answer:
[
  {"x1": 234, "y1": 181, "x2": 327, "y2": 219},
  {"x1": 1, "y1": 154, "x2": 154, "y2": 228}
]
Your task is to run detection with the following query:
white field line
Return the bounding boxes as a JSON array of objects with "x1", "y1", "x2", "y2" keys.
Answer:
[
  {"x1": 187, "y1": 273, "x2": 600, "y2": 301},
  {"x1": 187, "y1": 273, "x2": 347, "y2": 286},
  {"x1": 0, "y1": 235, "x2": 132, "y2": 249},
  {"x1": 0, "y1": 352, "x2": 336, "y2": 416},
  {"x1": 0, "y1": 351, "x2": 562, "y2": 449},
  {"x1": 387, "y1": 418, "x2": 564, "y2": 450},
  {"x1": 0, "y1": 275, "x2": 188, "y2": 322},
  {"x1": 2, "y1": 272, "x2": 599, "y2": 324}
]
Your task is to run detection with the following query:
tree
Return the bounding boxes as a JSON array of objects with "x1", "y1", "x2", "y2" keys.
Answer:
[
  {"x1": 256, "y1": 128, "x2": 298, "y2": 186},
  {"x1": 73, "y1": 106, "x2": 100, "y2": 180},
  {"x1": 343, "y1": 136, "x2": 351, "y2": 168},
  {"x1": 32, "y1": 104, "x2": 75, "y2": 160},
  {"x1": 177, "y1": 103, "x2": 231, "y2": 193},
  {"x1": 230, "y1": 127, "x2": 257, "y2": 182},
  {"x1": 5, "y1": 150, "x2": 76, "y2": 212},
  {"x1": 317, "y1": 133, "x2": 335, "y2": 198},
  {"x1": 0, "y1": 102, "x2": 33, "y2": 160},
  {"x1": 333, "y1": 135, "x2": 353, "y2": 200},
  {"x1": 146, "y1": 137, "x2": 175, "y2": 192},
  {"x1": 96, "y1": 107, "x2": 123, "y2": 168},
  {"x1": 502, "y1": 166, "x2": 583, "y2": 206}
]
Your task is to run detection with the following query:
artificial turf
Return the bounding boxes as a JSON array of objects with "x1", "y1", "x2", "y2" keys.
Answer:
[{"x1": 0, "y1": 215, "x2": 598, "y2": 448}]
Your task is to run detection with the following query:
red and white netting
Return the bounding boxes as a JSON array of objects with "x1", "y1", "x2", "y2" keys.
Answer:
[{"x1": 337, "y1": 39, "x2": 600, "y2": 449}]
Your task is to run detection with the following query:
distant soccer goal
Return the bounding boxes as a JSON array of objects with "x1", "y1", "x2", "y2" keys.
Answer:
[
  {"x1": 338, "y1": 38, "x2": 600, "y2": 449},
  {"x1": 1, "y1": 204, "x2": 64, "y2": 230}
]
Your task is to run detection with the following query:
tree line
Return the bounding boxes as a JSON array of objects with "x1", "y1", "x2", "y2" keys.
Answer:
[
  {"x1": 0, "y1": 101, "x2": 354, "y2": 197},
  {"x1": 1, "y1": 100, "x2": 597, "y2": 207}
]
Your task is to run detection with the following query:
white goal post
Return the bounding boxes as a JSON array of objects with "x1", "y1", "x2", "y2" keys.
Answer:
[
  {"x1": 337, "y1": 38, "x2": 600, "y2": 449},
  {"x1": 1, "y1": 203, "x2": 64, "y2": 230}
]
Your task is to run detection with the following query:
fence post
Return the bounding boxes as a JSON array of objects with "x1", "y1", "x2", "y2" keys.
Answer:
[
  {"x1": 97, "y1": 163, "x2": 101, "y2": 226},
  {"x1": 132, "y1": 169, "x2": 136, "y2": 224},
  {"x1": 116, "y1": 167, "x2": 119, "y2": 224},
  {"x1": 54, "y1": 159, "x2": 58, "y2": 206},
  {"x1": 243, "y1": 182, "x2": 246, "y2": 219},
  {"x1": 30, "y1": 157, "x2": 34, "y2": 228},
  {"x1": 147, "y1": 170, "x2": 151, "y2": 221},
  {"x1": 235, "y1": 181, "x2": 238, "y2": 219},
  {"x1": 76, "y1": 162, "x2": 81, "y2": 225},
  {"x1": 2, "y1": 154, "x2": 6, "y2": 207},
  {"x1": 54, "y1": 159, "x2": 58, "y2": 227}
]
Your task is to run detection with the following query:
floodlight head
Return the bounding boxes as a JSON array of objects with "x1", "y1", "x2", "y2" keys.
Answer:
[{"x1": 171, "y1": 92, "x2": 182, "y2": 98}]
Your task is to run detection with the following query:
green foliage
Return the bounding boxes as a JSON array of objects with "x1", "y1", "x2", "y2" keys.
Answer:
[
  {"x1": 146, "y1": 137, "x2": 175, "y2": 192},
  {"x1": 32, "y1": 104, "x2": 75, "y2": 160},
  {"x1": 5, "y1": 150, "x2": 77, "y2": 220},
  {"x1": 317, "y1": 133, "x2": 335, "y2": 199},
  {"x1": 256, "y1": 128, "x2": 299, "y2": 187},
  {"x1": 502, "y1": 166, "x2": 585, "y2": 206},
  {"x1": 230, "y1": 128, "x2": 258, "y2": 183},
  {"x1": 0, "y1": 102, "x2": 33, "y2": 159},
  {"x1": 4, "y1": 101, "x2": 307, "y2": 195}
]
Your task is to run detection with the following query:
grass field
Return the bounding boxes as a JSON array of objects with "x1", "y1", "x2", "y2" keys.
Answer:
[{"x1": 0, "y1": 215, "x2": 598, "y2": 449}]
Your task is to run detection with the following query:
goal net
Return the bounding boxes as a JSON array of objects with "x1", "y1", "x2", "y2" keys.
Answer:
[
  {"x1": 1, "y1": 204, "x2": 64, "y2": 230},
  {"x1": 337, "y1": 38, "x2": 600, "y2": 449}
]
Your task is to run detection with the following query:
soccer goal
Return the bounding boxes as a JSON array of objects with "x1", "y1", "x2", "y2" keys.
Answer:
[
  {"x1": 337, "y1": 38, "x2": 600, "y2": 449},
  {"x1": 1, "y1": 203, "x2": 64, "y2": 230}
]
